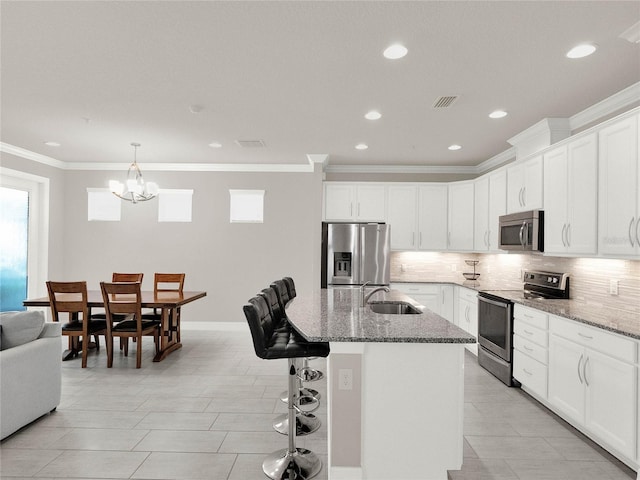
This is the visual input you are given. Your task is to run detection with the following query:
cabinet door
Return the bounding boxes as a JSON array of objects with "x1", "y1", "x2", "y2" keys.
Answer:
[
  {"x1": 474, "y1": 176, "x2": 489, "y2": 251},
  {"x1": 507, "y1": 163, "x2": 525, "y2": 213},
  {"x1": 356, "y1": 185, "x2": 386, "y2": 221},
  {"x1": 567, "y1": 134, "x2": 598, "y2": 255},
  {"x1": 447, "y1": 182, "x2": 474, "y2": 251},
  {"x1": 598, "y1": 115, "x2": 639, "y2": 256},
  {"x1": 440, "y1": 285, "x2": 455, "y2": 322},
  {"x1": 548, "y1": 335, "x2": 585, "y2": 425},
  {"x1": 487, "y1": 170, "x2": 506, "y2": 251},
  {"x1": 410, "y1": 294, "x2": 440, "y2": 315},
  {"x1": 325, "y1": 184, "x2": 354, "y2": 220},
  {"x1": 387, "y1": 186, "x2": 418, "y2": 250},
  {"x1": 584, "y1": 348, "x2": 637, "y2": 459},
  {"x1": 543, "y1": 145, "x2": 569, "y2": 254},
  {"x1": 417, "y1": 185, "x2": 448, "y2": 250},
  {"x1": 523, "y1": 156, "x2": 543, "y2": 210}
]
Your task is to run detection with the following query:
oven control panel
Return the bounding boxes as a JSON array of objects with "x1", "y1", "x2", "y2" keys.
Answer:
[{"x1": 523, "y1": 270, "x2": 568, "y2": 290}]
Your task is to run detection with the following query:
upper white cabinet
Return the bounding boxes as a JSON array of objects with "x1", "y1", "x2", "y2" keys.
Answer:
[
  {"x1": 447, "y1": 182, "x2": 474, "y2": 251},
  {"x1": 598, "y1": 114, "x2": 639, "y2": 257},
  {"x1": 387, "y1": 185, "x2": 448, "y2": 251},
  {"x1": 507, "y1": 155, "x2": 543, "y2": 213},
  {"x1": 544, "y1": 133, "x2": 598, "y2": 255},
  {"x1": 324, "y1": 183, "x2": 386, "y2": 222},
  {"x1": 474, "y1": 170, "x2": 506, "y2": 251}
]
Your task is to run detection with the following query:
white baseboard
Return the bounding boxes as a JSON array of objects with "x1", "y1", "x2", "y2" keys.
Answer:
[
  {"x1": 181, "y1": 321, "x2": 248, "y2": 332},
  {"x1": 329, "y1": 467, "x2": 363, "y2": 480}
]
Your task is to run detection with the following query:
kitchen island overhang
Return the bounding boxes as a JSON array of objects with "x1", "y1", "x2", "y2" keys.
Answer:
[{"x1": 285, "y1": 287, "x2": 475, "y2": 480}]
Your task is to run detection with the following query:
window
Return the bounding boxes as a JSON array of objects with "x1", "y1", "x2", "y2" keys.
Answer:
[{"x1": 229, "y1": 189, "x2": 265, "y2": 223}]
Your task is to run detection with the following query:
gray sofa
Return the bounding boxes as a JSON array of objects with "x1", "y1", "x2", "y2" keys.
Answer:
[{"x1": 0, "y1": 310, "x2": 62, "y2": 440}]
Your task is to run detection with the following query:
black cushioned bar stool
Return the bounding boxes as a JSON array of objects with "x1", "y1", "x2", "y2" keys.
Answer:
[
  {"x1": 244, "y1": 295, "x2": 330, "y2": 480},
  {"x1": 259, "y1": 287, "x2": 321, "y2": 436},
  {"x1": 277, "y1": 278, "x2": 325, "y2": 383}
]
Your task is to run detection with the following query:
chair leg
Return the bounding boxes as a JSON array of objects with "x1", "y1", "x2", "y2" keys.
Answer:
[
  {"x1": 94, "y1": 334, "x2": 100, "y2": 352},
  {"x1": 136, "y1": 335, "x2": 143, "y2": 368},
  {"x1": 81, "y1": 335, "x2": 88, "y2": 368},
  {"x1": 107, "y1": 335, "x2": 114, "y2": 368}
]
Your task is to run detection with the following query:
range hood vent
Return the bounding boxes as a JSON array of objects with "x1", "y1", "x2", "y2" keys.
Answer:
[
  {"x1": 235, "y1": 139, "x2": 266, "y2": 148},
  {"x1": 432, "y1": 95, "x2": 459, "y2": 108}
]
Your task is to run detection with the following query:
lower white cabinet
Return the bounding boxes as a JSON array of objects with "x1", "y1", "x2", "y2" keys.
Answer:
[
  {"x1": 513, "y1": 304, "x2": 549, "y2": 399},
  {"x1": 391, "y1": 283, "x2": 455, "y2": 323},
  {"x1": 549, "y1": 315, "x2": 637, "y2": 460},
  {"x1": 456, "y1": 287, "x2": 478, "y2": 355}
]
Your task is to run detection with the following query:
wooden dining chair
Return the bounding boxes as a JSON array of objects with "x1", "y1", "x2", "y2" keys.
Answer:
[
  {"x1": 46, "y1": 281, "x2": 107, "y2": 368},
  {"x1": 100, "y1": 281, "x2": 160, "y2": 368},
  {"x1": 143, "y1": 273, "x2": 186, "y2": 342}
]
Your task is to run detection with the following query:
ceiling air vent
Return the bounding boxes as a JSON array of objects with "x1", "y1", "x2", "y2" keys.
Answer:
[
  {"x1": 432, "y1": 95, "x2": 459, "y2": 108},
  {"x1": 235, "y1": 139, "x2": 266, "y2": 148}
]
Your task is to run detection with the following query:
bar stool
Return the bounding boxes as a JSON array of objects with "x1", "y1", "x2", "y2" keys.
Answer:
[{"x1": 244, "y1": 295, "x2": 329, "y2": 480}]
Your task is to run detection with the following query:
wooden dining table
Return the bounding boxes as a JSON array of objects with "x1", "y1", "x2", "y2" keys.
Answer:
[{"x1": 23, "y1": 290, "x2": 207, "y2": 362}]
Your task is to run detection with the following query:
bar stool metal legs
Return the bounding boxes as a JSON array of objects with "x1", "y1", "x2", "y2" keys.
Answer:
[
  {"x1": 263, "y1": 359, "x2": 322, "y2": 480},
  {"x1": 273, "y1": 359, "x2": 321, "y2": 436}
]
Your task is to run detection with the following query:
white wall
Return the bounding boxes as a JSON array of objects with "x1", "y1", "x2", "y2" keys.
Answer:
[{"x1": 1, "y1": 153, "x2": 323, "y2": 323}]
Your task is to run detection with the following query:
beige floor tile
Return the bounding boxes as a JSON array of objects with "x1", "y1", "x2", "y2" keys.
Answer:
[
  {"x1": 135, "y1": 396, "x2": 212, "y2": 413},
  {"x1": 35, "y1": 450, "x2": 149, "y2": 478},
  {"x1": 465, "y1": 436, "x2": 564, "y2": 460},
  {"x1": 0, "y1": 448, "x2": 62, "y2": 477},
  {"x1": 211, "y1": 413, "x2": 282, "y2": 432},
  {"x1": 131, "y1": 452, "x2": 236, "y2": 480},
  {"x1": 134, "y1": 430, "x2": 227, "y2": 453},
  {"x1": 134, "y1": 412, "x2": 218, "y2": 431},
  {"x1": 56, "y1": 428, "x2": 149, "y2": 451},
  {"x1": 218, "y1": 431, "x2": 286, "y2": 454},
  {"x1": 505, "y1": 458, "x2": 635, "y2": 480},
  {"x1": 205, "y1": 397, "x2": 279, "y2": 414}
]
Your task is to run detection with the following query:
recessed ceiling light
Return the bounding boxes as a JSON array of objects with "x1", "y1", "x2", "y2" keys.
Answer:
[
  {"x1": 355, "y1": 143, "x2": 369, "y2": 150},
  {"x1": 44, "y1": 141, "x2": 61, "y2": 147},
  {"x1": 489, "y1": 110, "x2": 508, "y2": 119},
  {"x1": 383, "y1": 44, "x2": 408, "y2": 60},
  {"x1": 365, "y1": 110, "x2": 382, "y2": 120},
  {"x1": 448, "y1": 144, "x2": 462, "y2": 151},
  {"x1": 566, "y1": 43, "x2": 597, "y2": 59},
  {"x1": 208, "y1": 142, "x2": 222, "y2": 148}
]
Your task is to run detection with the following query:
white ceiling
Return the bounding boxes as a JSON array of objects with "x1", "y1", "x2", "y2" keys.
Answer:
[{"x1": 1, "y1": 1, "x2": 639, "y2": 169}]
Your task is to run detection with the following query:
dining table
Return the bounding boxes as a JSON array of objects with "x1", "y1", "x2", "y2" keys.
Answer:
[{"x1": 23, "y1": 290, "x2": 207, "y2": 362}]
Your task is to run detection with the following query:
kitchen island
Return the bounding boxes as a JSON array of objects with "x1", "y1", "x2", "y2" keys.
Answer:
[{"x1": 286, "y1": 287, "x2": 475, "y2": 480}]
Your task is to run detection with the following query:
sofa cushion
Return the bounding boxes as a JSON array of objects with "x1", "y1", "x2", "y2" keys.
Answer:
[{"x1": 0, "y1": 310, "x2": 46, "y2": 350}]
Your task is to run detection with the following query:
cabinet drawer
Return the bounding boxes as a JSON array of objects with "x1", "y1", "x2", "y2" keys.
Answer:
[
  {"x1": 458, "y1": 287, "x2": 477, "y2": 303},
  {"x1": 549, "y1": 315, "x2": 636, "y2": 364},
  {"x1": 514, "y1": 320, "x2": 548, "y2": 348},
  {"x1": 392, "y1": 283, "x2": 440, "y2": 295},
  {"x1": 514, "y1": 304, "x2": 548, "y2": 329},
  {"x1": 514, "y1": 334, "x2": 548, "y2": 365},
  {"x1": 513, "y1": 350, "x2": 548, "y2": 399}
]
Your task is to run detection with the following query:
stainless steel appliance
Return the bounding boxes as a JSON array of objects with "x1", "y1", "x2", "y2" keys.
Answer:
[
  {"x1": 498, "y1": 210, "x2": 544, "y2": 252},
  {"x1": 477, "y1": 270, "x2": 570, "y2": 386},
  {"x1": 321, "y1": 222, "x2": 390, "y2": 287}
]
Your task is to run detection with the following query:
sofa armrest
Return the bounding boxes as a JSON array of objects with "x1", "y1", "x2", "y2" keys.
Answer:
[{"x1": 39, "y1": 322, "x2": 62, "y2": 339}]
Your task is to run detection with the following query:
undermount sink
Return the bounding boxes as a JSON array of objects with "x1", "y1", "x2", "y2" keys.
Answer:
[{"x1": 369, "y1": 301, "x2": 421, "y2": 315}]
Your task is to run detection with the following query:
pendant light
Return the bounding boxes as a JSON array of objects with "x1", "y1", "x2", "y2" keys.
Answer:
[{"x1": 109, "y1": 143, "x2": 159, "y2": 203}]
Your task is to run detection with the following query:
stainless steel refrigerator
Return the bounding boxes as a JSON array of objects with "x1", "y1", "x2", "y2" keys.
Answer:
[{"x1": 321, "y1": 222, "x2": 391, "y2": 287}]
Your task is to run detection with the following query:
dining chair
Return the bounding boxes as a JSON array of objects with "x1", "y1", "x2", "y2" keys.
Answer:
[
  {"x1": 100, "y1": 281, "x2": 160, "y2": 368},
  {"x1": 143, "y1": 273, "x2": 186, "y2": 342},
  {"x1": 46, "y1": 280, "x2": 107, "y2": 368}
]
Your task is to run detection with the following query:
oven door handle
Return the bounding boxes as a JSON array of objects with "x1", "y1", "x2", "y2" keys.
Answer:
[{"x1": 478, "y1": 296, "x2": 510, "y2": 308}]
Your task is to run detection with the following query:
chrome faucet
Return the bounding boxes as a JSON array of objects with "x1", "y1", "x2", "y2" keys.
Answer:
[{"x1": 360, "y1": 282, "x2": 390, "y2": 307}]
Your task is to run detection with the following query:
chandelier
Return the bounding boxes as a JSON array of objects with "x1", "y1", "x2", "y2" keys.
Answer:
[{"x1": 109, "y1": 143, "x2": 159, "y2": 203}]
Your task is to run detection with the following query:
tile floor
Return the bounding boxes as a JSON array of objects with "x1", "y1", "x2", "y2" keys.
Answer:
[{"x1": 0, "y1": 328, "x2": 636, "y2": 480}]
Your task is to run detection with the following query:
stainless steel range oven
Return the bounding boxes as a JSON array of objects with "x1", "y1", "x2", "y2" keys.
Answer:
[{"x1": 477, "y1": 270, "x2": 570, "y2": 387}]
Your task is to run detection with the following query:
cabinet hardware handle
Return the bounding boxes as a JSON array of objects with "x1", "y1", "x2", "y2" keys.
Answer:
[
  {"x1": 523, "y1": 345, "x2": 533, "y2": 352},
  {"x1": 636, "y1": 217, "x2": 640, "y2": 248},
  {"x1": 523, "y1": 329, "x2": 533, "y2": 335},
  {"x1": 412, "y1": 232, "x2": 415, "y2": 247},
  {"x1": 420, "y1": 232, "x2": 423, "y2": 246},
  {"x1": 577, "y1": 354, "x2": 584, "y2": 384},
  {"x1": 522, "y1": 187, "x2": 526, "y2": 207},
  {"x1": 350, "y1": 203, "x2": 353, "y2": 217},
  {"x1": 567, "y1": 223, "x2": 571, "y2": 247},
  {"x1": 583, "y1": 357, "x2": 590, "y2": 387},
  {"x1": 484, "y1": 230, "x2": 489, "y2": 248},
  {"x1": 629, "y1": 217, "x2": 636, "y2": 247},
  {"x1": 357, "y1": 203, "x2": 360, "y2": 217},
  {"x1": 447, "y1": 232, "x2": 451, "y2": 247},
  {"x1": 523, "y1": 313, "x2": 533, "y2": 319},
  {"x1": 561, "y1": 224, "x2": 567, "y2": 247},
  {"x1": 519, "y1": 187, "x2": 524, "y2": 207},
  {"x1": 523, "y1": 368, "x2": 533, "y2": 376},
  {"x1": 577, "y1": 332, "x2": 593, "y2": 340},
  {"x1": 486, "y1": 230, "x2": 491, "y2": 249}
]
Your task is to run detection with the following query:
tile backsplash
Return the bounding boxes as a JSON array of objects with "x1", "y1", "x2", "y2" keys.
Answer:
[{"x1": 391, "y1": 252, "x2": 640, "y2": 317}]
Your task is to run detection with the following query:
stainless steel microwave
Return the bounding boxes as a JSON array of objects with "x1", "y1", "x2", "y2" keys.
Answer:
[{"x1": 498, "y1": 210, "x2": 544, "y2": 252}]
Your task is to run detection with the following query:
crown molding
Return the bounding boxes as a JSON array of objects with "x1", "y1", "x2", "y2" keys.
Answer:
[
  {"x1": 68, "y1": 162, "x2": 315, "y2": 173},
  {"x1": 569, "y1": 81, "x2": 640, "y2": 130},
  {"x1": 324, "y1": 164, "x2": 479, "y2": 175},
  {"x1": 0, "y1": 143, "x2": 66, "y2": 169}
]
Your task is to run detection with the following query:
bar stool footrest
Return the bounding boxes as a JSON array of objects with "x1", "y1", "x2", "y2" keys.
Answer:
[
  {"x1": 262, "y1": 447, "x2": 322, "y2": 480},
  {"x1": 272, "y1": 412, "x2": 321, "y2": 436}
]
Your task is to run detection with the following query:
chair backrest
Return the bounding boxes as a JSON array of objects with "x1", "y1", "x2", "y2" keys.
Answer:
[
  {"x1": 259, "y1": 287, "x2": 286, "y2": 324},
  {"x1": 283, "y1": 277, "x2": 297, "y2": 300},
  {"x1": 154, "y1": 273, "x2": 185, "y2": 295},
  {"x1": 100, "y1": 281, "x2": 143, "y2": 330},
  {"x1": 112, "y1": 272, "x2": 144, "y2": 282},
  {"x1": 46, "y1": 281, "x2": 89, "y2": 322},
  {"x1": 270, "y1": 279, "x2": 290, "y2": 311},
  {"x1": 243, "y1": 295, "x2": 275, "y2": 359}
]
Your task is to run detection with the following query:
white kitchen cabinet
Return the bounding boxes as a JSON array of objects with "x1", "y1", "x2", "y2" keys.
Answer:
[
  {"x1": 549, "y1": 316, "x2": 637, "y2": 460},
  {"x1": 544, "y1": 133, "x2": 598, "y2": 255},
  {"x1": 324, "y1": 183, "x2": 385, "y2": 221},
  {"x1": 507, "y1": 155, "x2": 543, "y2": 213},
  {"x1": 598, "y1": 114, "x2": 640, "y2": 257},
  {"x1": 391, "y1": 283, "x2": 455, "y2": 322},
  {"x1": 474, "y1": 170, "x2": 506, "y2": 251},
  {"x1": 440, "y1": 284, "x2": 454, "y2": 322},
  {"x1": 456, "y1": 287, "x2": 478, "y2": 355},
  {"x1": 447, "y1": 181, "x2": 474, "y2": 251},
  {"x1": 387, "y1": 185, "x2": 447, "y2": 251},
  {"x1": 513, "y1": 304, "x2": 549, "y2": 400}
]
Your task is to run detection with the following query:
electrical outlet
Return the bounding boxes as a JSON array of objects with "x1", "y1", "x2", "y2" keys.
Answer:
[
  {"x1": 609, "y1": 279, "x2": 619, "y2": 295},
  {"x1": 338, "y1": 369, "x2": 353, "y2": 390},
  {"x1": 451, "y1": 264, "x2": 457, "y2": 272}
]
